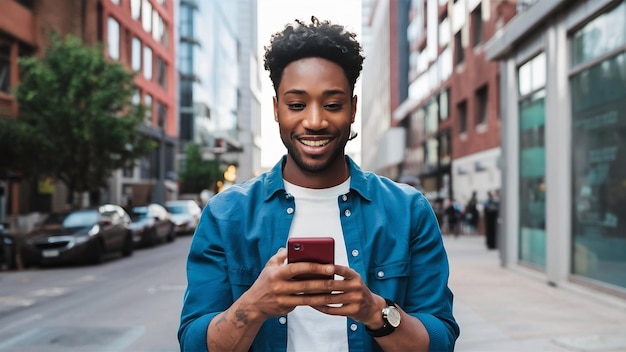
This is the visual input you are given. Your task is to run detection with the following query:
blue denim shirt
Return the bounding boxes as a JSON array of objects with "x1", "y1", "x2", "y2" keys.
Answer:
[{"x1": 179, "y1": 156, "x2": 459, "y2": 351}]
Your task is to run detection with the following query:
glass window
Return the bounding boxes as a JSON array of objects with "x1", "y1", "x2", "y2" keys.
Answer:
[
  {"x1": 132, "y1": 88, "x2": 141, "y2": 105},
  {"x1": 425, "y1": 138, "x2": 439, "y2": 169},
  {"x1": 0, "y1": 44, "x2": 10, "y2": 92},
  {"x1": 439, "y1": 129, "x2": 451, "y2": 166},
  {"x1": 571, "y1": 2, "x2": 626, "y2": 68},
  {"x1": 107, "y1": 17, "x2": 120, "y2": 60},
  {"x1": 156, "y1": 56, "x2": 167, "y2": 89},
  {"x1": 130, "y1": 0, "x2": 141, "y2": 20},
  {"x1": 518, "y1": 53, "x2": 547, "y2": 268},
  {"x1": 439, "y1": 89, "x2": 449, "y2": 120},
  {"x1": 519, "y1": 52, "x2": 546, "y2": 96},
  {"x1": 458, "y1": 101, "x2": 467, "y2": 134},
  {"x1": 425, "y1": 99, "x2": 439, "y2": 135},
  {"x1": 132, "y1": 37, "x2": 141, "y2": 72},
  {"x1": 571, "y1": 12, "x2": 626, "y2": 289},
  {"x1": 439, "y1": 17, "x2": 450, "y2": 48},
  {"x1": 142, "y1": 0, "x2": 152, "y2": 33},
  {"x1": 157, "y1": 101, "x2": 167, "y2": 127},
  {"x1": 472, "y1": 5, "x2": 483, "y2": 47},
  {"x1": 159, "y1": 18, "x2": 168, "y2": 47},
  {"x1": 454, "y1": 30, "x2": 464, "y2": 65},
  {"x1": 143, "y1": 46, "x2": 153, "y2": 80},
  {"x1": 152, "y1": 10, "x2": 160, "y2": 40},
  {"x1": 475, "y1": 85, "x2": 488, "y2": 125},
  {"x1": 144, "y1": 94, "x2": 153, "y2": 124}
]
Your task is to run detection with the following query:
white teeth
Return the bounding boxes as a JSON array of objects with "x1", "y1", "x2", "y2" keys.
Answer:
[{"x1": 301, "y1": 139, "x2": 330, "y2": 147}]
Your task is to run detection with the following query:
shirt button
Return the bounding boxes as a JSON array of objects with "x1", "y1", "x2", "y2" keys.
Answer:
[
  {"x1": 377, "y1": 271, "x2": 385, "y2": 278},
  {"x1": 351, "y1": 249, "x2": 359, "y2": 257},
  {"x1": 342, "y1": 194, "x2": 348, "y2": 201},
  {"x1": 344, "y1": 209, "x2": 351, "y2": 217},
  {"x1": 279, "y1": 316, "x2": 287, "y2": 325},
  {"x1": 350, "y1": 323, "x2": 358, "y2": 331},
  {"x1": 287, "y1": 207, "x2": 294, "y2": 214}
]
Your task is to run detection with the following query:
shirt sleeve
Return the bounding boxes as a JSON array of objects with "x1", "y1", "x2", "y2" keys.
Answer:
[
  {"x1": 408, "y1": 195, "x2": 460, "y2": 351},
  {"x1": 178, "y1": 206, "x2": 231, "y2": 352}
]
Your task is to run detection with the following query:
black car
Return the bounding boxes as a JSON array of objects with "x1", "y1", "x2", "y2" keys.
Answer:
[
  {"x1": 21, "y1": 204, "x2": 134, "y2": 266},
  {"x1": 128, "y1": 203, "x2": 175, "y2": 247}
]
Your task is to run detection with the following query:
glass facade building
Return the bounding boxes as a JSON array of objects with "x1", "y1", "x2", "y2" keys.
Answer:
[
  {"x1": 178, "y1": 0, "x2": 239, "y2": 148},
  {"x1": 487, "y1": 0, "x2": 625, "y2": 298}
]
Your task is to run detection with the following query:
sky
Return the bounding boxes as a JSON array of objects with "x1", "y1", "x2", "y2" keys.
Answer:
[{"x1": 257, "y1": 0, "x2": 363, "y2": 169}]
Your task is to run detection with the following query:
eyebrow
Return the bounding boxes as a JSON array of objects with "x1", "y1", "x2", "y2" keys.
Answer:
[{"x1": 283, "y1": 89, "x2": 348, "y2": 97}]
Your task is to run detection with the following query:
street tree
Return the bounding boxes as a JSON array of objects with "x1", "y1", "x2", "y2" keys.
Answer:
[
  {"x1": 179, "y1": 144, "x2": 223, "y2": 195},
  {"x1": 13, "y1": 34, "x2": 155, "y2": 207}
]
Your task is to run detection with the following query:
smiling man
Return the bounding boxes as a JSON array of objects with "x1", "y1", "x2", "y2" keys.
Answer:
[{"x1": 178, "y1": 17, "x2": 459, "y2": 352}]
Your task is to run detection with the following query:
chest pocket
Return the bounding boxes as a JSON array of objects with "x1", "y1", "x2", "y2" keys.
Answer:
[
  {"x1": 369, "y1": 260, "x2": 410, "y2": 300},
  {"x1": 229, "y1": 269, "x2": 260, "y2": 299},
  {"x1": 370, "y1": 260, "x2": 410, "y2": 280}
]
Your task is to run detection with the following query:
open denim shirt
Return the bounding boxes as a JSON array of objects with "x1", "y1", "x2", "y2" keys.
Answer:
[{"x1": 179, "y1": 156, "x2": 459, "y2": 351}]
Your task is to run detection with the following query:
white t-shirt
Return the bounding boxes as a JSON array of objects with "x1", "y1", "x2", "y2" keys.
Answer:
[{"x1": 284, "y1": 178, "x2": 350, "y2": 352}]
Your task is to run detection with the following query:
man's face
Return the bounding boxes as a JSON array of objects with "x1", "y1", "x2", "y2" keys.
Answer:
[{"x1": 273, "y1": 57, "x2": 357, "y2": 178}]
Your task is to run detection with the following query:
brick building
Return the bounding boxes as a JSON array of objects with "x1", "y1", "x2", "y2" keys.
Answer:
[
  {"x1": 390, "y1": 0, "x2": 516, "y2": 210},
  {"x1": 0, "y1": 0, "x2": 176, "y2": 221}
]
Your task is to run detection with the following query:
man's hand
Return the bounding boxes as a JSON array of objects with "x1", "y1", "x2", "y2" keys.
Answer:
[{"x1": 300, "y1": 264, "x2": 385, "y2": 326}]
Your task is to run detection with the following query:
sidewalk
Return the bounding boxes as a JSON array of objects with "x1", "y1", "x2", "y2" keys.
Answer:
[{"x1": 444, "y1": 235, "x2": 626, "y2": 352}]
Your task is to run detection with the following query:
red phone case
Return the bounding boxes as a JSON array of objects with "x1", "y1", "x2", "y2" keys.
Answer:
[{"x1": 287, "y1": 237, "x2": 334, "y2": 280}]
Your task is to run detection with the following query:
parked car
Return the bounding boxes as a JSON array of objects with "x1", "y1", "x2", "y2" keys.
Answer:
[
  {"x1": 165, "y1": 200, "x2": 201, "y2": 236},
  {"x1": 21, "y1": 204, "x2": 134, "y2": 266},
  {"x1": 128, "y1": 203, "x2": 175, "y2": 247}
]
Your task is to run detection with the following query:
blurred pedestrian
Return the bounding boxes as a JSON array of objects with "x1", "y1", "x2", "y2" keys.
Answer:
[
  {"x1": 464, "y1": 191, "x2": 479, "y2": 235},
  {"x1": 484, "y1": 190, "x2": 500, "y2": 249},
  {"x1": 178, "y1": 16, "x2": 459, "y2": 352},
  {"x1": 432, "y1": 197, "x2": 445, "y2": 229},
  {"x1": 445, "y1": 198, "x2": 461, "y2": 237}
]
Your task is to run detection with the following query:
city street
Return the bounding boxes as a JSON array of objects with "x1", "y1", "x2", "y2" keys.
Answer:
[
  {"x1": 2, "y1": 233, "x2": 626, "y2": 352},
  {"x1": 0, "y1": 236, "x2": 189, "y2": 352}
]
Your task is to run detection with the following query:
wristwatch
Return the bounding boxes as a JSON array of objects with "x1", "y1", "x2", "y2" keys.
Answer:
[{"x1": 365, "y1": 298, "x2": 401, "y2": 337}]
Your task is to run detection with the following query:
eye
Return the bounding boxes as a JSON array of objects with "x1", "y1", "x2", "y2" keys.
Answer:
[
  {"x1": 287, "y1": 103, "x2": 305, "y2": 111},
  {"x1": 325, "y1": 103, "x2": 343, "y2": 111}
]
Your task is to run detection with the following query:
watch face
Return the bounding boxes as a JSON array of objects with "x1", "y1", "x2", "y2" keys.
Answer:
[{"x1": 385, "y1": 306, "x2": 401, "y2": 328}]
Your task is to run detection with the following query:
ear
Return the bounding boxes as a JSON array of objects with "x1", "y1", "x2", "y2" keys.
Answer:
[
  {"x1": 351, "y1": 95, "x2": 358, "y2": 123},
  {"x1": 273, "y1": 96, "x2": 279, "y2": 122}
]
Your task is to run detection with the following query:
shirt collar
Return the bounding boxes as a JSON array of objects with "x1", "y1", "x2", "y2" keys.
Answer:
[{"x1": 263, "y1": 155, "x2": 372, "y2": 202}]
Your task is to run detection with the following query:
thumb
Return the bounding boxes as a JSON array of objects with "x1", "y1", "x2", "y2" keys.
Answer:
[{"x1": 267, "y1": 247, "x2": 287, "y2": 266}]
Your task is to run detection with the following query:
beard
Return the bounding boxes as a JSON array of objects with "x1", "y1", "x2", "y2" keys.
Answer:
[{"x1": 282, "y1": 135, "x2": 346, "y2": 174}]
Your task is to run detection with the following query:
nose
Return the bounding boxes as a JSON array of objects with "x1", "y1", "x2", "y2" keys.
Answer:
[{"x1": 301, "y1": 105, "x2": 329, "y2": 131}]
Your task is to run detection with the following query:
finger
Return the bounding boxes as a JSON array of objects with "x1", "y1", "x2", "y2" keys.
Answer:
[
  {"x1": 287, "y1": 262, "x2": 335, "y2": 280},
  {"x1": 266, "y1": 247, "x2": 287, "y2": 266},
  {"x1": 332, "y1": 264, "x2": 359, "y2": 280}
]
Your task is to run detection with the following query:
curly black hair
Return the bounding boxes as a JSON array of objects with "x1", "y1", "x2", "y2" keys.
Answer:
[{"x1": 263, "y1": 16, "x2": 365, "y2": 94}]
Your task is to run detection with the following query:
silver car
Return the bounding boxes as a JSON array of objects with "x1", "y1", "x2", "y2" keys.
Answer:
[{"x1": 165, "y1": 200, "x2": 201, "y2": 236}]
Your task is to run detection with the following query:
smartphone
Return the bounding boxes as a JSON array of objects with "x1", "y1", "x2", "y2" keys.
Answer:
[{"x1": 287, "y1": 237, "x2": 334, "y2": 280}]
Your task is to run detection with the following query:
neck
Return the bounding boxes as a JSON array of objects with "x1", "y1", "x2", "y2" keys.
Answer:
[{"x1": 283, "y1": 155, "x2": 350, "y2": 189}]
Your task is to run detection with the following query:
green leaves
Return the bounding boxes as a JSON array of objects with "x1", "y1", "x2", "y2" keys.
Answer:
[
  {"x1": 9, "y1": 34, "x2": 155, "y2": 203},
  {"x1": 179, "y1": 144, "x2": 223, "y2": 194}
]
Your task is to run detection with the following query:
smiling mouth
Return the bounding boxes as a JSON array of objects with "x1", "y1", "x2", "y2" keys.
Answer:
[{"x1": 300, "y1": 139, "x2": 330, "y2": 147}]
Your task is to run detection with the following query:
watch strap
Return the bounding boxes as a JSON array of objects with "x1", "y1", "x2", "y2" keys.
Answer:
[{"x1": 365, "y1": 298, "x2": 397, "y2": 338}]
